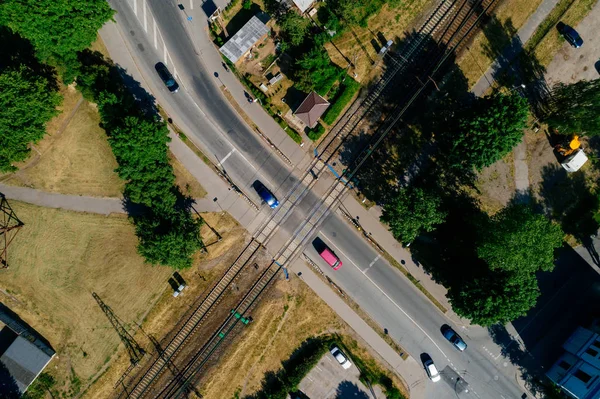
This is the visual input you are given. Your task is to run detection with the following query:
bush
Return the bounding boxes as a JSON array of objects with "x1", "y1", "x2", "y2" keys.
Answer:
[
  {"x1": 242, "y1": 0, "x2": 252, "y2": 9},
  {"x1": 307, "y1": 122, "x2": 326, "y2": 141},
  {"x1": 322, "y1": 77, "x2": 360, "y2": 125}
]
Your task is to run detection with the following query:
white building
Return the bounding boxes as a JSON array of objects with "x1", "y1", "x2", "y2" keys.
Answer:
[{"x1": 547, "y1": 324, "x2": 600, "y2": 399}]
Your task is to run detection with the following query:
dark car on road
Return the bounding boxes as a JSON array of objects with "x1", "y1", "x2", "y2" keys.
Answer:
[
  {"x1": 441, "y1": 325, "x2": 467, "y2": 351},
  {"x1": 558, "y1": 22, "x2": 583, "y2": 48},
  {"x1": 155, "y1": 62, "x2": 179, "y2": 92},
  {"x1": 253, "y1": 181, "x2": 279, "y2": 209}
]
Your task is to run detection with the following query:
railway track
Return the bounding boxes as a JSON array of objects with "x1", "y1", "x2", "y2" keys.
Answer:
[{"x1": 117, "y1": 0, "x2": 502, "y2": 396}]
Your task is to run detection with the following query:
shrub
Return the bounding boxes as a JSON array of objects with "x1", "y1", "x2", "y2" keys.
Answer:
[
  {"x1": 322, "y1": 77, "x2": 360, "y2": 125},
  {"x1": 242, "y1": 0, "x2": 252, "y2": 9},
  {"x1": 307, "y1": 122, "x2": 326, "y2": 141}
]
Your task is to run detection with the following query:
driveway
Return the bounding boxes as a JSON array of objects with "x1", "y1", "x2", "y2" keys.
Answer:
[{"x1": 545, "y1": 2, "x2": 600, "y2": 85}]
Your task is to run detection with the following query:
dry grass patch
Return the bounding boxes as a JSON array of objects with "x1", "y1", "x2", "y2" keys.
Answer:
[
  {"x1": 1, "y1": 201, "x2": 172, "y2": 397},
  {"x1": 171, "y1": 152, "x2": 207, "y2": 198},
  {"x1": 325, "y1": 0, "x2": 435, "y2": 82},
  {"x1": 2, "y1": 101, "x2": 124, "y2": 197},
  {"x1": 457, "y1": 0, "x2": 544, "y2": 87},
  {"x1": 199, "y1": 275, "x2": 408, "y2": 399},
  {"x1": 82, "y1": 212, "x2": 247, "y2": 399}
]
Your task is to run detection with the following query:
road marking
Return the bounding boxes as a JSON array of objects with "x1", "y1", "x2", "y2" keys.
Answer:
[
  {"x1": 220, "y1": 149, "x2": 236, "y2": 164},
  {"x1": 143, "y1": 0, "x2": 147, "y2": 32},
  {"x1": 133, "y1": 0, "x2": 137, "y2": 15},
  {"x1": 363, "y1": 254, "x2": 381, "y2": 273},
  {"x1": 153, "y1": 19, "x2": 157, "y2": 49},
  {"x1": 316, "y1": 365, "x2": 323, "y2": 371},
  {"x1": 190, "y1": 0, "x2": 194, "y2": 9},
  {"x1": 320, "y1": 234, "x2": 448, "y2": 360},
  {"x1": 163, "y1": 43, "x2": 167, "y2": 64}
]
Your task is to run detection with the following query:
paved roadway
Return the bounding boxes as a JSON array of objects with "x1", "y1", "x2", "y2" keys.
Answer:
[{"x1": 104, "y1": 1, "x2": 528, "y2": 398}]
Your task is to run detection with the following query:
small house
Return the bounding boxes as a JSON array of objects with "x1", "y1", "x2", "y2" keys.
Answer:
[{"x1": 294, "y1": 91, "x2": 330, "y2": 128}]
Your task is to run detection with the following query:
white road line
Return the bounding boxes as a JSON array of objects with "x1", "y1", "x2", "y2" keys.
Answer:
[
  {"x1": 153, "y1": 19, "x2": 157, "y2": 49},
  {"x1": 133, "y1": 0, "x2": 138, "y2": 15},
  {"x1": 320, "y1": 233, "x2": 448, "y2": 360},
  {"x1": 190, "y1": 0, "x2": 194, "y2": 9},
  {"x1": 316, "y1": 365, "x2": 323, "y2": 371},
  {"x1": 220, "y1": 148, "x2": 236, "y2": 164},
  {"x1": 163, "y1": 43, "x2": 167, "y2": 64},
  {"x1": 143, "y1": 0, "x2": 147, "y2": 32},
  {"x1": 363, "y1": 254, "x2": 381, "y2": 273}
]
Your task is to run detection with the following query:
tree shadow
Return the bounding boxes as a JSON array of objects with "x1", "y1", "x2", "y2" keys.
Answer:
[
  {"x1": 538, "y1": 164, "x2": 599, "y2": 244},
  {"x1": 335, "y1": 381, "x2": 370, "y2": 399},
  {"x1": 480, "y1": 16, "x2": 550, "y2": 116},
  {"x1": 0, "y1": 26, "x2": 59, "y2": 92},
  {"x1": 225, "y1": 5, "x2": 264, "y2": 37}
]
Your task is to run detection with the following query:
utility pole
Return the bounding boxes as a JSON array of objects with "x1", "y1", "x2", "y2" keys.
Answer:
[
  {"x1": 92, "y1": 292, "x2": 145, "y2": 365},
  {"x1": 0, "y1": 195, "x2": 24, "y2": 269}
]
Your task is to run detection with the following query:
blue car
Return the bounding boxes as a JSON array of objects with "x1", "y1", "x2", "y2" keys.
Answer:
[
  {"x1": 441, "y1": 325, "x2": 467, "y2": 351},
  {"x1": 558, "y1": 23, "x2": 583, "y2": 48},
  {"x1": 253, "y1": 181, "x2": 279, "y2": 209}
]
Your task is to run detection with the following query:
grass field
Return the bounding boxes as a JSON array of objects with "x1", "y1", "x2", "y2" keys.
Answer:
[
  {"x1": 170, "y1": 152, "x2": 208, "y2": 198},
  {"x1": 1, "y1": 202, "x2": 245, "y2": 398},
  {"x1": 2, "y1": 202, "x2": 173, "y2": 397},
  {"x1": 457, "y1": 0, "x2": 545, "y2": 87}
]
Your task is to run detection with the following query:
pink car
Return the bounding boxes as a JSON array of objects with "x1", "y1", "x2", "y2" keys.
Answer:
[{"x1": 319, "y1": 247, "x2": 342, "y2": 270}]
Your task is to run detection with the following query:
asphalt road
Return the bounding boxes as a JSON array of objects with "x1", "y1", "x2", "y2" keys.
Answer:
[{"x1": 106, "y1": 1, "x2": 528, "y2": 398}]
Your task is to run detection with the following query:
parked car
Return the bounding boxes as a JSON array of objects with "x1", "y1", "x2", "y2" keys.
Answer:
[
  {"x1": 155, "y1": 62, "x2": 179, "y2": 92},
  {"x1": 441, "y1": 325, "x2": 467, "y2": 351},
  {"x1": 423, "y1": 358, "x2": 441, "y2": 382},
  {"x1": 558, "y1": 23, "x2": 583, "y2": 48},
  {"x1": 253, "y1": 181, "x2": 279, "y2": 209},
  {"x1": 330, "y1": 347, "x2": 352, "y2": 369},
  {"x1": 319, "y1": 246, "x2": 342, "y2": 270}
]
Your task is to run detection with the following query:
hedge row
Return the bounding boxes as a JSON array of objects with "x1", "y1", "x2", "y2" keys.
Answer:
[
  {"x1": 322, "y1": 78, "x2": 361, "y2": 125},
  {"x1": 307, "y1": 122, "x2": 325, "y2": 141}
]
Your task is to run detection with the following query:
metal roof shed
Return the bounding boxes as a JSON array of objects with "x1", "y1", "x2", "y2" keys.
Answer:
[{"x1": 220, "y1": 14, "x2": 270, "y2": 63}]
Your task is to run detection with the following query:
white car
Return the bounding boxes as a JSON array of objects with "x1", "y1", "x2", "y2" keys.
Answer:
[
  {"x1": 330, "y1": 347, "x2": 352, "y2": 370},
  {"x1": 424, "y1": 358, "x2": 441, "y2": 382}
]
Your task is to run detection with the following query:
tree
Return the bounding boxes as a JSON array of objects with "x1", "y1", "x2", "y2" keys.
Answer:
[
  {"x1": 449, "y1": 271, "x2": 540, "y2": 326},
  {"x1": 380, "y1": 187, "x2": 447, "y2": 244},
  {"x1": 545, "y1": 79, "x2": 600, "y2": 135},
  {"x1": 134, "y1": 208, "x2": 204, "y2": 269},
  {"x1": 449, "y1": 93, "x2": 529, "y2": 171},
  {"x1": 477, "y1": 203, "x2": 564, "y2": 275},
  {"x1": 0, "y1": 65, "x2": 61, "y2": 172},
  {"x1": 279, "y1": 11, "x2": 310, "y2": 47},
  {"x1": 295, "y1": 47, "x2": 342, "y2": 95},
  {"x1": 0, "y1": 0, "x2": 114, "y2": 80}
]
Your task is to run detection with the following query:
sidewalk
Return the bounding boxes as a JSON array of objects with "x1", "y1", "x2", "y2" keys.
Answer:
[
  {"x1": 179, "y1": 5, "x2": 313, "y2": 171},
  {"x1": 471, "y1": 0, "x2": 561, "y2": 96},
  {"x1": 292, "y1": 258, "x2": 425, "y2": 398}
]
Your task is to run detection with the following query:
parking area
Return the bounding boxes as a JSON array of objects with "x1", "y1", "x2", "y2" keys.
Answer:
[
  {"x1": 298, "y1": 348, "x2": 384, "y2": 399},
  {"x1": 545, "y1": 2, "x2": 600, "y2": 85}
]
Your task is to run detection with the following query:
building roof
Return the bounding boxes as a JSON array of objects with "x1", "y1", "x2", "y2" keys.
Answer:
[
  {"x1": 1, "y1": 336, "x2": 54, "y2": 393},
  {"x1": 293, "y1": 91, "x2": 329, "y2": 128},
  {"x1": 219, "y1": 14, "x2": 270, "y2": 63},
  {"x1": 292, "y1": 0, "x2": 314, "y2": 13}
]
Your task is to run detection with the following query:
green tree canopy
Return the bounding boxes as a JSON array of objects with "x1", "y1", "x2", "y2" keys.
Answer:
[
  {"x1": 380, "y1": 187, "x2": 447, "y2": 244},
  {"x1": 279, "y1": 11, "x2": 310, "y2": 47},
  {"x1": 477, "y1": 203, "x2": 564, "y2": 274},
  {"x1": 0, "y1": 65, "x2": 61, "y2": 172},
  {"x1": 450, "y1": 93, "x2": 529, "y2": 171},
  {"x1": 0, "y1": 0, "x2": 114, "y2": 79},
  {"x1": 449, "y1": 271, "x2": 540, "y2": 326},
  {"x1": 295, "y1": 47, "x2": 342, "y2": 95},
  {"x1": 545, "y1": 79, "x2": 600, "y2": 135},
  {"x1": 134, "y1": 208, "x2": 204, "y2": 270}
]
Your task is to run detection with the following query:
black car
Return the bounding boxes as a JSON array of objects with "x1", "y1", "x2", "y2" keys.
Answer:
[
  {"x1": 558, "y1": 22, "x2": 583, "y2": 48},
  {"x1": 155, "y1": 62, "x2": 179, "y2": 92},
  {"x1": 441, "y1": 325, "x2": 467, "y2": 351}
]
